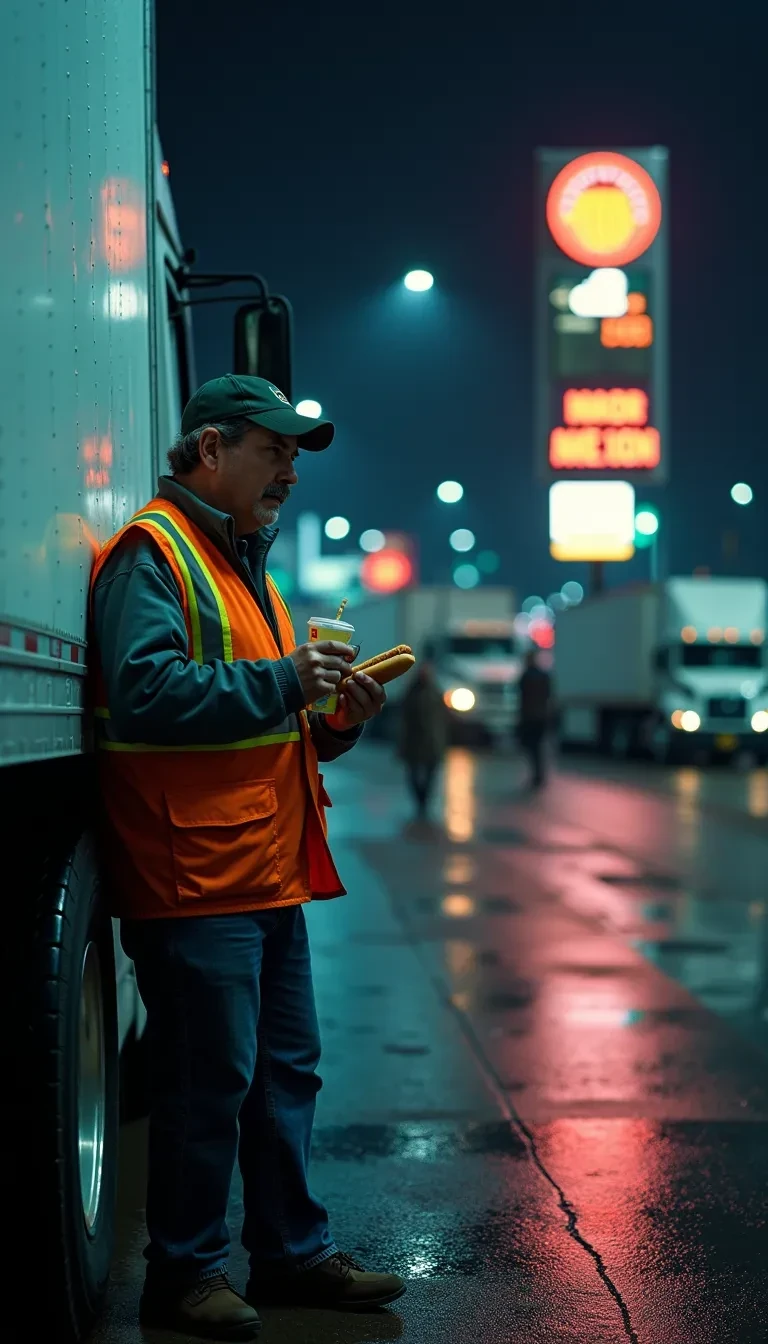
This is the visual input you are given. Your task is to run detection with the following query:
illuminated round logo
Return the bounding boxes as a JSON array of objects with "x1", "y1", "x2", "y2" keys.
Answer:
[{"x1": 546, "y1": 151, "x2": 662, "y2": 267}]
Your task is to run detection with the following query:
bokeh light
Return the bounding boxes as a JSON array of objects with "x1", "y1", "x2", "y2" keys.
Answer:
[
  {"x1": 449, "y1": 528, "x2": 475, "y2": 553},
  {"x1": 561, "y1": 581, "x2": 585, "y2": 605},
  {"x1": 453, "y1": 563, "x2": 480, "y2": 589},
  {"x1": 295, "y1": 399, "x2": 322, "y2": 418},
  {"x1": 324, "y1": 516, "x2": 350, "y2": 541},
  {"x1": 437, "y1": 480, "x2": 464, "y2": 503},
  {"x1": 359, "y1": 528, "x2": 386, "y2": 553},
  {"x1": 404, "y1": 269, "x2": 434, "y2": 291},
  {"x1": 731, "y1": 482, "x2": 753, "y2": 506}
]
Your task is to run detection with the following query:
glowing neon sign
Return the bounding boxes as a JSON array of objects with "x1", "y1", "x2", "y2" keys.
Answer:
[
  {"x1": 546, "y1": 152, "x2": 662, "y2": 268},
  {"x1": 550, "y1": 386, "x2": 660, "y2": 470}
]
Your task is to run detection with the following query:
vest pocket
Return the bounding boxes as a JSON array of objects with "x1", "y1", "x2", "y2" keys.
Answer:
[{"x1": 165, "y1": 780, "x2": 281, "y2": 902}]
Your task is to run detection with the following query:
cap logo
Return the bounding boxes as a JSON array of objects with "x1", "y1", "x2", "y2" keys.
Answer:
[{"x1": 268, "y1": 385, "x2": 290, "y2": 405}]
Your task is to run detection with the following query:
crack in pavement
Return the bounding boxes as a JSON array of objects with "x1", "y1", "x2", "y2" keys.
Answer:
[{"x1": 438, "y1": 982, "x2": 641, "y2": 1344}]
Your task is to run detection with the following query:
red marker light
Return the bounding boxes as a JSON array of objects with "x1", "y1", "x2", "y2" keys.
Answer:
[{"x1": 361, "y1": 548, "x2": 413, "y2": 594}]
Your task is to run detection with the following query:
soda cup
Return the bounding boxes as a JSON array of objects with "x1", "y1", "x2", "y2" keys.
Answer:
[{"x1": 307, "y1": 617, "x2": 355, "y2": 714}]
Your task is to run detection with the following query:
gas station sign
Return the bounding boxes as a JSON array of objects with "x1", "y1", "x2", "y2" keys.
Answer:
[{"x1": 535, "y1": 148, "x2": 668, "y2": 485}]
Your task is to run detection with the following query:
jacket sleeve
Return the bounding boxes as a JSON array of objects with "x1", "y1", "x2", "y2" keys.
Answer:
[
  {"x1": 92, "y1": 532, "x2": 306, "y2": 746},
  {"x1": 309, "y1": 713, "x2": 363, "y2": 762}
]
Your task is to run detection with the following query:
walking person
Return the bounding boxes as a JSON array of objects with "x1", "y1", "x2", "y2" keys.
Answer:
[
  {"x1": 397, "y1": 661, "x2": 448, "y2": 817},
  {"x1": 90, "y1": 375, "x2": 406, "y2": 1340},
  {"x1": 517, "y1": 650, "x2": 554, "y2": 788}
]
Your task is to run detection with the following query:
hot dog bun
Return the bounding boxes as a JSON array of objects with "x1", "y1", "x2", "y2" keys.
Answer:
[{"x1": 341, "y1": 644, "x2": 415, "y2": 687}]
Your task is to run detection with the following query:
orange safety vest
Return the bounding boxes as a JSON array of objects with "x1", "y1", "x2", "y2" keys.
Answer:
[{"x1": 89, "y1": 496, "x2": 345, "y2": 919}]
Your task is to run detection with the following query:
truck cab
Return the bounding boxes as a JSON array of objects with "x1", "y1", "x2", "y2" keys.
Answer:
[
  {"x1": 427, "y1": 620, "x2": 523, "y2": 744},
  {"x1": 654, "y1": 577, "x2": 768, "y2": 759}
]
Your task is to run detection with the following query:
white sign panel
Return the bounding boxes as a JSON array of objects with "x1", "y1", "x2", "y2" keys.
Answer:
[{"x1": 549, "y1": 480, "x2": 636, "y2": 561}]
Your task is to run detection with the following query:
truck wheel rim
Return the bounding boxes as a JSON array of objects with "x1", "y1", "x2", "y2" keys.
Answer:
[{"x1": 79, "y1": 940, "x2": 106, "y2": 1233}]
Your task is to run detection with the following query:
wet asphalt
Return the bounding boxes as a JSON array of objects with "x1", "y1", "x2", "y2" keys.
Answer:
[{"x1": 94, "y1": 746, "x2": 768, "y2": 1344}]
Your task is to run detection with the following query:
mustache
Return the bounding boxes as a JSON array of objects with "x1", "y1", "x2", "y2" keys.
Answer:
[{"x1": 262, "y1": 485, "x2": 291, "y2": 503}]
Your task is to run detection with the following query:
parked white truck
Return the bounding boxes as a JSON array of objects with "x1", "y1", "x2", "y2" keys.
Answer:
[
  {"x1": 556, "y1": 577, "x2": 768, "y2": 762},
  {"x1": 291, "y1": 587, "x2": 520, "y2": 742},
  {"x1": 1, "y1": 4, "x2": 293, "y2": 1338}
]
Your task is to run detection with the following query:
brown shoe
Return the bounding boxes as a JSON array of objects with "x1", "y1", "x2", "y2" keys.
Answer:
[
  {"x1": 139, "y1": 1272, "x2": 262, "y2": 1340},
  {"x1": 246, "y1": 1251, "x2": 406, "y2": 1311}
]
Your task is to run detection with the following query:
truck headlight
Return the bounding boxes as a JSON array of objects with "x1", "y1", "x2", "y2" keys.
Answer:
[
  {"x1": 445, "y1": 687, "x2": 475, "y2": 712},
  {"x1": 680, "y1": 710, "x2": 701, "y2": 733},
  {"x1": 751, "y1": 710, "x2": 768, "y2": 733}
]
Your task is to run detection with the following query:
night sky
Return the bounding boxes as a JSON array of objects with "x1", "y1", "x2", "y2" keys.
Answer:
[{"x1": 156, "y1": 4, "x2": 766, "y2": 599}]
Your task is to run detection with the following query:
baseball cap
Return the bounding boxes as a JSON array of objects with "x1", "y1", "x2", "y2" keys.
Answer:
[{"x1": 180, "y1": 374, "x2": 334, "y2": 451}]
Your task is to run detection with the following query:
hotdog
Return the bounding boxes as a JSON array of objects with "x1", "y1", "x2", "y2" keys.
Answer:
[{"x1": 340, "y1": 644, "x2": 415, "y2": 687}]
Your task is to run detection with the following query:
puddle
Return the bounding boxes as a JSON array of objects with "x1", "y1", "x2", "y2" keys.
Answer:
[{"x1": 312, "y1": 1119, "x2": 528, "y2": 1162}]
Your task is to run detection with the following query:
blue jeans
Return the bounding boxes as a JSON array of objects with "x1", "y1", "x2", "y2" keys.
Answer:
[{"x1": 121, "y1": 907, "x2": 337, "y2": 1283}]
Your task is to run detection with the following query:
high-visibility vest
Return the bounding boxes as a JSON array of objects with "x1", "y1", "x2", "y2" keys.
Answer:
[{"x1": 89, "y1": 496, "x2": 344, "y2": 919}]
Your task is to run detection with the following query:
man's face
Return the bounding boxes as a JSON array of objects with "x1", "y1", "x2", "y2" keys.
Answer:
[{"x1": 202, "y1": 424, "x2": 300, "y2": 534}]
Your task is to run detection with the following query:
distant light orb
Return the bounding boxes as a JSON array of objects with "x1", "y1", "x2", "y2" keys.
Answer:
[
  {"x1": 359, "y1": 528, "x2": 386, "y2": 553},
  {"x1": 296, "y1": 399, "x2": 322, "y2": 418},
  {"x1": 752, "y1": 710, "x2": 768, "y2": 733},
  {"x1": 449, "y1": 528, "x2": 475, "y2": 553},
  {"x1": 446, "y1": 687, "x2": 476, "y2": 712},
  {"x1": 561, "y1": 581, "x2": 585, "y2": 605},
  {"x1": 404, "y1": 269, "x2": 434, "y2": 292},
  {"x1": 477, "y1": 550, "x2": 500, "y2": 575},
  {"x1": 324, "y1": 515, "x2": 350, "y2": 541},
  {"x1": 635, "y1": 508, "x2": 660, "y2": 536},
  {"x1": 521, "y1": 595, "x2": 544, "y2": 615},
  {"x1": 731, "y1": 482, "x2": 753, "y2": 506},
  {"x1": 437, "y1": 480, "x2": 463, "y2": 504},
  {"x1": 547, "y1": 592, "x2": 567, "y2": 612},
  {"x1": 453, "y1": 563, "x2": 480, "y2": 590},
  {"x1": 680, "y1": 710, "x2": 701, "y2": 733}
]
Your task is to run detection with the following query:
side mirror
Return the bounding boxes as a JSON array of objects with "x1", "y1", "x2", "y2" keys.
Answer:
[{"x1": 233, "y1": 295, "x2": 294, "y2": 402}]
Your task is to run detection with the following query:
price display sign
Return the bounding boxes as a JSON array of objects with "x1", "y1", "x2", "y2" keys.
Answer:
[{"x1": 535, "y1": 148, "x2": 668, "y2": 484}]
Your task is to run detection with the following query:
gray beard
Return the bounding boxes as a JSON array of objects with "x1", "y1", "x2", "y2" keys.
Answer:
[{"x1": 253, "y1": 500, "x2": 281, "y2": 527}]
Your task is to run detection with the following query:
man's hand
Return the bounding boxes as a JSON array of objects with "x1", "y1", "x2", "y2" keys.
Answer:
[
  {"x1": 327, "y1": 671, "x2": 387, "y2": 731},
  {"x1": 288, "y1": 640, "x2": 354, "y2": 706}
]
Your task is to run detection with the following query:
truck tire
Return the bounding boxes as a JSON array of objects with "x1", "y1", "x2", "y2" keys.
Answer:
[{"x1": 19, "y1": 831, "x2": 118, "y2": 1342}]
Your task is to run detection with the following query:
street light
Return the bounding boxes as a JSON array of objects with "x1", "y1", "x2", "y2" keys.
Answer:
[
  {"x1": 437, "y1": 480, "x2": 463, "y2": 503},
  {"x1": 324, "y1": 516, "x2": 350, "y2": 541},
  {"x1": 359, "y1": 528, "x2": 385, "y2": 553},
  {"x1": 453, "y1": 563, "x2": 480, "y2": 589},
  {"x1": 403, "y1": 269, "x2": 434, "y2": 292},
  {"x1": 296, "y1": 399, "x2": 322, "y2": 418},
  {"x1": 731, "y1": 482, "x2": 753, "y2": 506},
  {"x1": 449, "y1": 528, "x2": 475, "y2": 553}
]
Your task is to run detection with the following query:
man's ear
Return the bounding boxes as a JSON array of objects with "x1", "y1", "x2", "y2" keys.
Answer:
[{"x1": 197, "y1": 428, "x2": 221, "y2": 472}]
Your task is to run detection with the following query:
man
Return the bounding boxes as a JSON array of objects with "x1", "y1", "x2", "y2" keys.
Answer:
[
  {"x1": 517, "y1": 650, "x2": 554, "y2": 788},
  {"x1": 90, "y1": 374, "x2": 406, "y2": 1341}
]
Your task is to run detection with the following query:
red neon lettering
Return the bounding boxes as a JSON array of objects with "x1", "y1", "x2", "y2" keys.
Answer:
[
  {"x1": 563, "y1": 388, "x2": 648, "y2": 427},
  {"x1": 601, "y1": 314, "x2": 654, "y2": 348},
  {"x1": 549, "y1": 426, "x2": 660, "y2": 470}
]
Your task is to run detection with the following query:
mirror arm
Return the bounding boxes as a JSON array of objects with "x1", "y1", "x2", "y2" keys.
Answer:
[{"x1": 172, "y1": 264, "x2": 269, "y2": 302}]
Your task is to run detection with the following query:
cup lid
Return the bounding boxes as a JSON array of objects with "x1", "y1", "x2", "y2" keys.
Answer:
[{"x1": 308, "y1": 617, "x2": 355, "y2": 632}]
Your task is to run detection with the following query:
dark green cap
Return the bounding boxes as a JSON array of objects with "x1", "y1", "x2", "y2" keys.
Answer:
[{"x1": 180, "y1": 374, "x2": 334, "y2": 451}]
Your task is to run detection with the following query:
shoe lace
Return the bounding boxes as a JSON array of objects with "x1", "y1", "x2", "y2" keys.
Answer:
[
  {"x1": 186, "y1": 1272, "x2": 235, "y2": 1304},
  {"x1": 330, "y1": 1251, "x2": 365, "y2": 1276}
]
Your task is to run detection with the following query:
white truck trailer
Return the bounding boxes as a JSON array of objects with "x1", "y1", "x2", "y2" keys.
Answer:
[
  {"x1": 291, "y1": 586, "x2": 519, "y2": 742},
  {"x1": 556, "y1": 577, "x2": 768, "y2": 761},
  {"x1": 1, "y1": 4, "x2": 292, "y2": 1337}
]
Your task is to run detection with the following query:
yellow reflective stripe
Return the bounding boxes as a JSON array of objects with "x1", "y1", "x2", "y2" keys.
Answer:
[
  {"x1": 134, "y1": 515, "x2": 203, "y2": 664},
  {"x1": 137, "y1": 508, "x2": 233, "y2": 663},
  {"x1": 267, "y1": 574, "x2": 292, "y2": 625},
  {"x1": 97, "y1": 731, "x2": 301, "y2": 753}
]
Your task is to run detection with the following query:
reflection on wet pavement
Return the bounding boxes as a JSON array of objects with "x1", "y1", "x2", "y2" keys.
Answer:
[{"x1": 97, "y1": 747, "x2": 768, "y2": 1344}]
